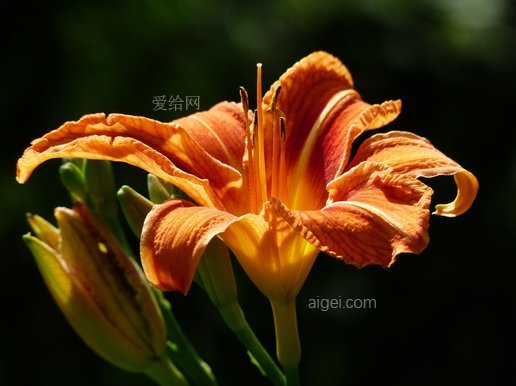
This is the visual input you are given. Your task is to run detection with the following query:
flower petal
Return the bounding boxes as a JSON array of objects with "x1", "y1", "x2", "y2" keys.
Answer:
[
  {"x1": 267, "y1": 162, "x2": 432, "y2": 267},
  {"x1": 347, "y1": 131, "x2": 479, "y2": 216},
  {"x1": 173, "y1": 102, "x2": 246, "y2": 171},
  {"x1": 141, "y1": 199, "x2": 236, "y2": 294},
  {"x1": 263, "y1": 52, "x2": 353, "y2": 193},
  {"x1": 263, "y1": 51, "x2": 401, "y2": 209},
  {"x1": 291, "y1": 98, "x2": 401, "y2": 210},
  {"x1": 17, "y1": 111, "x2": 244, "y2": 212}
]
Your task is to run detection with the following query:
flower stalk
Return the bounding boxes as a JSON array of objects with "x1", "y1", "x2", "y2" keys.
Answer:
[{"x1": 271, "y1": 300, "x2": 300, "y2": 386}]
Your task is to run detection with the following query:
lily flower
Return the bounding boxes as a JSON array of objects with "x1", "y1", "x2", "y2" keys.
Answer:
[{"x1": 17, "y1": 50, "x2": 477, "y2": 312}]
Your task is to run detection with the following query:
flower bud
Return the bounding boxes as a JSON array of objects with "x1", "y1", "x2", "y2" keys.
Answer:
[
  {"x1": 117, "y1": 185, "x2": 153, "y2": 237},
  {"x1": 83, "y1": 160, "x2": 118, "y2": 220},
  {"x1": 59, "y1": 161, "x2": 87, "y2": 202},
  {"x1": 26, "y1": 213, "x2": 59, "y2": 249},
  {"x1": 24, "y1": 204, "x2": 167, "y2": 372},
  {"x1": 197, "y1": 238, "x2": 238, "y2": 312},
  {"x1": 147, "y1": 174, "x2": 189, "y2": 204}
]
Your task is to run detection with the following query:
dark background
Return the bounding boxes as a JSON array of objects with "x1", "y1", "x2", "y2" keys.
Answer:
[{"x1": 1, "y1": 1, "x2": 515, "y2": 385}]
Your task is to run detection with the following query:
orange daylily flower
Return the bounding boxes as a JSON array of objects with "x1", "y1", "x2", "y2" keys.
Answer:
[{"x1": 17, "y1": 52, "x2": 478, "y2": 304}]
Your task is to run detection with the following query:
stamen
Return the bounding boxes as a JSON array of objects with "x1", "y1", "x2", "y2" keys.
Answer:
[
  {"x1": 239, "y1": 86, "x2": 249, "y2": 116},
  {"x1": 240, "y1": 86, "x2": 258, "y2": 213},
  {"x1": 252, "y1": 111, "x2": 258, "y2": 143},
  {"x1": 278, "y1": 116, "x2": 288, "y2": 201},
  {"x1": 279, "y1": 116, "x2": 286, "y2": 140},
  {"x1": 269, "y1": 85, "x2": 283, "y2": 199},
  {"x1": 255, "y1": 64, "x2": 267, "y2": 207},
  {"x1": 267, "y1": 85, "x2": 282, "y2": 112}
]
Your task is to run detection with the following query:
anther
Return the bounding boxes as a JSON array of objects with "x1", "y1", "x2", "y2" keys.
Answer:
[
  {"x1": 279, "y1": 116, "x2": 286, "y2": 141},
  {"x1": 267, "y1": 85, "x2": 282, "y2": 112}
]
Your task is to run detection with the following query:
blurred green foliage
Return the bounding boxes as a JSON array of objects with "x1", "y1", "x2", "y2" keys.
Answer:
[{"x1": 1, "y1": 0, "x2": 515, "y2": 385}]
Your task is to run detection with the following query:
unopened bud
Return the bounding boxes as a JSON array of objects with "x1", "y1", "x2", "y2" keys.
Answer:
[
  {"x1": 59, "y1": 162, "x2": 86, "y2": 202},
  {"x1": 147, "y1": 174, "x2": 189, "y2": 204},
  {"x1": 83, "y1": 160, "x2": 118, "y2": 220},
  {"x1": 24, "y1": 205, "x2": 167, "y2": 372},
  {"x1": 197, "y1": 238, "x2": 241, "y2": 329},
  {"x1": 117, "y1": 186, "x2": 153, "y2": 237}
]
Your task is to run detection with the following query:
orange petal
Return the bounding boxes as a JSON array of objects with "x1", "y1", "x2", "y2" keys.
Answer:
[
  {"x1": 173, "y1": 102, "x2": 246, "y2": 171},
  {"x1": 268, "y1": 162, "x2": 432, "y2": 268},
  {"x1": 263, "y1": 52, "x2": 401, "y2": 209},
  {"x1": 290, "y1": 98, "x2": 401, "y2": 210},
  {"x1": 141, "y1": 199, "x2": 237, "y2": 294},
  {"x1": 17, "y1": 110, "x2": 244, "y2": 212},
  {"x1": 263, "y1": 52, "x2": 353, "y2": 190},
  {"x1": 347, "y1": 131, "x2": 479, "y2": 216}
]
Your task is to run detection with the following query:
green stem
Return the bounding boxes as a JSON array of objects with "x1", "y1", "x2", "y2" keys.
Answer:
[
  {"x1": 219, "y1": 303, "x2": 286, "y2": 386},
  {"x1": 155, "y1": 290, "x2": 218, "y2": 386},
  {"x1": 271, "y1": 300, "x2": 301, "y2": 386},
  {"x1": 145, "y1": 355, "x2": 189, "y2": 386},
  {"x1": 284, "y1": 366, "x2": 300, "y2": 386}
]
